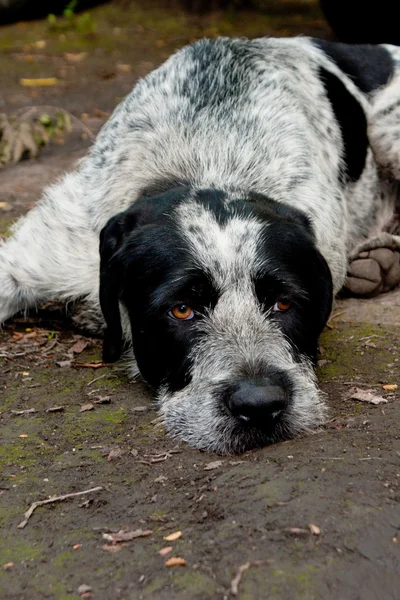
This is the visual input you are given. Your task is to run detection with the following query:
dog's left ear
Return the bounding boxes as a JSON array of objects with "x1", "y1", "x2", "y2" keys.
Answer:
[
  {"x1": 99, "y1": 186, "x2": 191, "y2": 362},
  {"x1": 99, "y1": 213, "x2": 126, "y2": 363},
  {"x1": 99, "y1": 197, "x2": 170, "y2": 362}
]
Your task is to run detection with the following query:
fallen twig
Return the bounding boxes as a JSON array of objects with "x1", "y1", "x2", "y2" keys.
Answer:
[
  {"x1": 0, "y1": 349, "x2": 38, "y2": 358},
  {"x1": 11, "y1": 408, "x2": 36, "y2": 416},
  {"x1": 87, "y1": 373, "x2": 108, "y2": 386},
  {"x1": 230, "y1": 560, "x2": 272, "y2": 596},
  {"x1": 284, "y1": 527, "x2": 309, "y2": 536},
  {"x1": 73, "y1": 361, "x2": 106, "y2": 369},
  {"x1": 311, "y1": 457, "x2": 344, "y2": 460},
  {"x1": 17, "y1": 486, "x2": 102, "y2": 529},
  {"x1": 102, "y1": 529, "x2": 152, "y2": 544},
  {"x1": 326, "y1": 310, "x2": 346, "y2": 329},
  {"x1": 41, "y1": 339, "x2": 59, "y2": 353},
  {"x1": 87, "y1": 373, "x2": 118, "y2": 386},
  {"x1": 143, "y1": 448, "x2": 182, "y2": 463}
]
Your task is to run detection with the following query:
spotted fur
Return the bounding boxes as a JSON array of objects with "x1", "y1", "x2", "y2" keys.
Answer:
[{"x1": 1, "y1": 36, "x2": 399, "y2": 453}]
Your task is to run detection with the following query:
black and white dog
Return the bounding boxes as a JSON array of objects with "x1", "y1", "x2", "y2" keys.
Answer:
[{"x1": 1, "y1": 37, "x2": 400, "y2": 453}]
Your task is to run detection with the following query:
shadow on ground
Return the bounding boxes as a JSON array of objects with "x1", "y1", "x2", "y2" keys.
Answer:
[{"x1": 0, "y1": 3, "x2": 399, "y2": 600}]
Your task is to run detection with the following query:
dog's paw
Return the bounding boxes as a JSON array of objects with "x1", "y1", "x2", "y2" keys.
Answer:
[{"x1": 346, "y1": 248, "x2": 400, "y2": 297}]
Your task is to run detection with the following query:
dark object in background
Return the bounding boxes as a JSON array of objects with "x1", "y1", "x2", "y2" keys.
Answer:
[
  {"x1": 0, "y1": 0, "x2": 108, "y2": 24},
  {"x1": 320, "y1": 0, "x2": 399, "y2": 45}
]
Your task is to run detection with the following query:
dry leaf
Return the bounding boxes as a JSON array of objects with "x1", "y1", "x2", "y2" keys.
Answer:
[
  {"x1": 204, "y1": 460, "x2": 223, "y2": 471},
  {"x1": 158, "y1": 546, "x2": 173, "y2": 556},
  {"x1": 165, "y1": 557, "x2": 186, "y2": 567},
  {"x1": 102, "y1": 529, "x2": 152, "y2": 544},
  {"x1": 20, "y1": 78, "x2": 59, "y2": 87},
  {"x1": 349, "y1": 388, "x2": 388, "y2": 405},
  {"x1": 80, "y1": 403, "x2": 94, "y2": 412},
  {"x1": 308, "y1": 524, "x2": 321, "y2": 536},
  {"x1": 3, "y1": 562, "x2": 14, "y2": 570},
  {"x1": 47, "y1": 406, "x2": 65, "y2": 413},
  {"x1": 70, "y1": 339, "x2": 89, "y2": 354},
  {"x1": 92, "y1": 396, "x2": 111, "y2": 404},
  {"x1": 163, "y1": 530, "x2": 182, "y2": 542},
  {"x1": 107, "y1": 447, "x2": 124, "y2": 461},
  {"x1": 56, "y1": 360, "x2": 72, "y2": 368},
  {"x1": 382, "y1": 384, "x2": 397, "y2": 391}
]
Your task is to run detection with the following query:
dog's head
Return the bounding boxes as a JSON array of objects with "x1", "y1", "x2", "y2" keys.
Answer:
[{"x1": 100, "y1": 186, "x2": 332, "y2": 453}]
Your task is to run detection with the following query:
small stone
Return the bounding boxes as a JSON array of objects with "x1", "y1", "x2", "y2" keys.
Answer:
[
  {"x1": 204, "y1": 460, "x2": 223, "y2": 471},
  {"x1": 308, "y1": 523, "x2": 321, "y2": 536},
  {"x1": 77, "y1": 584, "x2": 92, "y2": 595}
]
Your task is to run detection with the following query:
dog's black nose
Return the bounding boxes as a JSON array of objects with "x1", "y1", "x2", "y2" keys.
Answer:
[{"x1": 228, "y1": 381, "x2": 288, "y2": 424}]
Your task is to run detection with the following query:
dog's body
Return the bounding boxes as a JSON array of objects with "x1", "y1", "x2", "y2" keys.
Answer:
[{"x1": 1, "y1": 36, "x2": 400, "y2": 452}]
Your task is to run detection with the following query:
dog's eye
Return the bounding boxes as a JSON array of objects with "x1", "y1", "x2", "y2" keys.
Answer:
[
  {"x1": 274, "y1": 299, "x2": 292, "y2": 312},
  {"x1": 169, "y1": 304, "x2": 194, "y2": 320}
]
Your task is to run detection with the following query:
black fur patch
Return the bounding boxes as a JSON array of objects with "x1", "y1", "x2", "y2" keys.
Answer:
[
  {"x1": 100, "y1": 187, "x2": 219, "y2": 392},
  {"x1": 315, "y1": 40, "x2": 394, "y2": 94},
  {"x1": 318, "y1": 67, "x2": 368, "y2": 182},
  {"x1": 255, "y1": 218, "x2": 332, "y2": 361}
]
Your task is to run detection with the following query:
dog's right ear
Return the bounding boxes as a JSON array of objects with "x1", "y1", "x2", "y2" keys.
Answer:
[{"x1": 99, "y1": 213, "x2": 126, "y2": 363}]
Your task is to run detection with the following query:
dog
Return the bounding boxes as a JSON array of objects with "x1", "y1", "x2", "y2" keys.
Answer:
[{"x1": 1, "y1": 37, "x2": 400, "y2": 453}]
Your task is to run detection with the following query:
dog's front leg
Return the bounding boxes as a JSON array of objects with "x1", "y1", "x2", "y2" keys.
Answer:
[
  {"x1": 345, "y1": 62, "x2": 400, "y2": 297},
  {"x1": 0, "y1": 172, "x2": 100, "y2": 324}
]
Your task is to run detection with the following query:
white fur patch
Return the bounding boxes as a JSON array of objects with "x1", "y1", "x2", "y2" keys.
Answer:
[{"x1": 159, "y1": 285, "x2": 326, "y2": 453}]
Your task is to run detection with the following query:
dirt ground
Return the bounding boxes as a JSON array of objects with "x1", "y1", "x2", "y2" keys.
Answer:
[{"x1": 1, "y1": 3, "x2": 400, "y2": 600}]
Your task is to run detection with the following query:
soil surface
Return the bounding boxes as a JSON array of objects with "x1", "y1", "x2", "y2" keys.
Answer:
[{"x1": 1, "y1": 3, "x2": 399, "y2": 600}]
